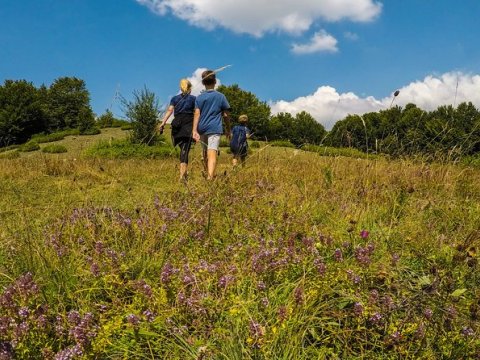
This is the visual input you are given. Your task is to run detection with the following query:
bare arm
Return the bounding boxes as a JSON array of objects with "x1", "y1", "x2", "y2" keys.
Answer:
[
  {"x1": 192, "y1": 108, "x2": 201, "y2": 141},
  {"x1": 157, "y1": 105, "x2": 174, "y2": 132}
]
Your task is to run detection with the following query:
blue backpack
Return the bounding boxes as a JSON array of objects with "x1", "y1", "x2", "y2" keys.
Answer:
[{"x1": 230, "y1": 125, "x2": 248, "y2": 153}]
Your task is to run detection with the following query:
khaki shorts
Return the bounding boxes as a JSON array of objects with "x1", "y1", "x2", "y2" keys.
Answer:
[{"x1": 200, "y1": 134, "x2": 221, "y2": 151}]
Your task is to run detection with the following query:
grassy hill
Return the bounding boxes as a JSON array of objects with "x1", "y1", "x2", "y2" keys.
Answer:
[{"x1": 1, "y1": 128, "x2": 480, "y2": 358}]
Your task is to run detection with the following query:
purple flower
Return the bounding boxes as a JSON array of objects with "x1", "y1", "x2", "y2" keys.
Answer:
[
  {"x1": 261, "y1": 297, "x2": 269, "y2": 307},
  {"x1": 18, "y1": 307, "x2": 29, "y2": 319},
  {"x1": 257, "y1": 281, "x2": 266, "y2": 291},
  {"x1": 353, "y1": 302, "x2": 364, "y2": 317},
  {"x1": 424, "y1": 308, "x2": 433, "y2": 320},
  {"x1": 249, "y1": 320, "x2": 264, "y2": 338},
  {"x1": 278, "y1": 306, "x2": 288, "y2": 322},
  {"x1": 391, "y1": 253, "x2": 400, "y2": 265},
  {"x1": 415, "y1": 322, "x2": 426, "y2": 339},
  {"x1": 313, "y1": 258, "x2": 326, "y2": 275},
  {"x1": 143, "y1": 310, "x2": 156, "y2": 323},
  {"x1": 369, "y1": 312, "x2": 383, "y2": 325},
  {"x1": 461, "y1": 326, "x2": 474, "y2": 337},
  {"x1": 360, "y1": 230, "x2": 369, "y2": 239},
  {"x1": 294, "y1": 286, "x2": 304, "y2": 305},
  {"x1": 334, "y1": 249, "x2": 343, "y2": 262},
  {"x1": 126, "y1": 314, "x2": 140, "y2": 327},
  {"x1": 54, "y1": 345, "x2": 83, "y2": 360}
]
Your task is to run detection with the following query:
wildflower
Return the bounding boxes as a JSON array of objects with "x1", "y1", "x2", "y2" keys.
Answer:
[
  {"x1": 446, "y1": 305, "x2": 457, "y2": 319},
  {"x1": 143, "y1": 310, "x2": 156, "y2": 323},
  {"x1": 391, "y1": 253, "x2": 400, "y2": 265},
  {"x1": 256, "y1": 281, "x2": 266, "y2": 291},
  {"x1": 126, "y1": 314, "x2": 140, "y2": 327},
  {"x1": 54, "y1": 345, "x2": 83, "y2": 360},
  {"x1": 461, "y1": 326, "x2": 474, "y2": 337},
  {"x1": 360, "y1": 230, "x2": 369, "y2": 239},
  {"x1": 314, "y1": 258, "x2": 327, "y2": 276},
  {"x1": 261, "y1": 297, "x2": 269, "y2": 308},
  {"x1": 424, "y1": 308, "x2": 433, "y2": 320},
  {"x1": 160, "y1": 263, "x2": 177, "y2": 284},
  {"x1": 294, "y1": 286, "x2": 304, "y2": 305},
  {"x1": 369, "y1": 289, "x2": 379, "y2": 304},
  {"x1": 415, "y1": 322, "x2": 426, "y2": 339},
  {"x1": 334, "y1": 248, "x2": 343, "y2": 262},
  {"x1": 369, "y1": 312, "x2": 383, "y2": 325},
  {"x1": 249, "y1": 320, "x2": 264, "y2": 338},
  {"x1": 353, "y1": 302, "x2": 364, "y2": 317},
  {"x1": 18, "y1": 307, "x2": 29, "y2": 319},
  {"x1": 278, "y1": 306, "x2": 288, "y2": 322}
]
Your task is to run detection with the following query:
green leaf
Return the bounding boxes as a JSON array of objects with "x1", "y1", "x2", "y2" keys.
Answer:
[{"x1": 451, "y1": 288, "x2": 467, "y2": 297}]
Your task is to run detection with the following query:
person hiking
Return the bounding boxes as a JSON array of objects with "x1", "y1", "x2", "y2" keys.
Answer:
[
  {"x1": 157, "y1": 79, "x2": 196, "y2": 181},
  {"x1": 192, "y1": 70, "x2": 231, "y2": 180},
  {"x1": 230, "y1": 114, "x2": 251, "y2": 167}
]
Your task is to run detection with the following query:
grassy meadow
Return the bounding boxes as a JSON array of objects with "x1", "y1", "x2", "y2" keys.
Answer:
[{"x1": 1, "y1": 128, "x2": 480, "y2": 359}]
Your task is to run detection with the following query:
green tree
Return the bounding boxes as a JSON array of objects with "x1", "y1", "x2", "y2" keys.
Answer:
[
  {"x1": 46, "y1": 77, "x2": 92, "y2": 131},
  {"x1": 122, "y1": 87, "x2": 160, "y2": 145},
  {"x1": 291, "y1": 111, "x2": 327, "y2": 146},
  {"x1": 269, "y1": 112, "x2": 295, "y2": 141},
  {"x1": 217, "y1": 84, "x2": 271, "y2": 140},
  {"x1": 97, "y1": 109, "x2": 115, "y2": 128},
  {"x1": 0, "y1": 80, "x2": 46, "y2": 146}
]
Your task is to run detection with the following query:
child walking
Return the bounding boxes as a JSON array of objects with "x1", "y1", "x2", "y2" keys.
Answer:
[
  {"x1": 192, "y1": 70, "x2": 231, "y2": 180},
  {"x1": 230, "y1": 114, "x2": 251, "y2": 167}
]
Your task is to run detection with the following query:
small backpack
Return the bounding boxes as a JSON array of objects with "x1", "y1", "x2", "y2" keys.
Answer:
[{"x1": 230, "y1": 125, "x2": 248, "y2": 152}]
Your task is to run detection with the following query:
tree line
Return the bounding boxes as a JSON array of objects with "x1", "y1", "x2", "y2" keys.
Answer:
[
  {"x1": 2, "y1": 77, "x2": 480, "y2": 157},
  {"x1": 0, "y1": 77, "x2": 96, "y2": 147}
]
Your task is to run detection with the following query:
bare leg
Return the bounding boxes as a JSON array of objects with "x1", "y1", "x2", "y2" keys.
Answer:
[
  {"x1": 207, "y1": 149, "x2": 217, "y2": 180},
  {"x1": 179, "y1": 163, "x2": 188, "y2": 180}
]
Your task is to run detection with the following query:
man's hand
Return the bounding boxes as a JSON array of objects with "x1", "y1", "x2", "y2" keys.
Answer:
[
  {"x1": 192, "y1": 131, "x2": 200, "y2": 142},
  {"x1": 157, "y1": 124, "x2": 164, "y2": 135}
]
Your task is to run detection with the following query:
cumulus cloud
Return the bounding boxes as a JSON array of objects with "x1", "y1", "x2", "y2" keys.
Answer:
[
  {"x1": 185, "y1": 68, "x2": 222, "y2": 96},
  {"x1": 291, "y1": 31, "x2": 338, "y2": 54},
  {"x1": 270, "y1": 72, "x2": 480, "y2": 129},
  {"x1": 135, "y1": 0, "x2": 382, "y2": 36}
]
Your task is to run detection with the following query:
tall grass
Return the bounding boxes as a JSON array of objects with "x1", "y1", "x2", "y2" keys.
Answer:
[{"x1": 1, "y1": 143, "x2": 480, "y2": 358}]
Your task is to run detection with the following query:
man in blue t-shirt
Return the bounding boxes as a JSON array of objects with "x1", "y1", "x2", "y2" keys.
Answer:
[{"x1": 192, "y1": 70, "x2": 231, "y2": 180}]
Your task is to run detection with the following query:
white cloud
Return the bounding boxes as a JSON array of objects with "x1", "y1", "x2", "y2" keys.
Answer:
[
  {"x1": 344, "y1": 31, "x2": 359, "y2": 40},
  {"x1": 291, "y1": 30, "x2": 338, "y2": 54},
  {"x1": 136, "y1": 0, "x2": 382, "y2": 36},
  {"x1": 186, "y1": 68, "x2": 222, "y2": 96},
  {"x1": 270, "y1": 72, "x2": 480, "y2": 129}
]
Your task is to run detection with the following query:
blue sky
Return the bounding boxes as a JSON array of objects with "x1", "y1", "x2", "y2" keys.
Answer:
[{"x1": 1, "y1": 0, "x2": 480, "y2": 128}]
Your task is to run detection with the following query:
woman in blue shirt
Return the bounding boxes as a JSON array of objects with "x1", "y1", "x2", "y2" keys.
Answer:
[{"x1": 158, "y1": 79, "x2": 196, "y2": 181}]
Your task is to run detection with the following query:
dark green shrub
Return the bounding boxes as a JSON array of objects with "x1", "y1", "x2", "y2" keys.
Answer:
[
  {"x1": 122, "y1": 87, "x2": 160, "y2": 145},
  {"x1": 42, "y1": 144, "x2": 68, "y2": 153},
  {"x1": 79, "y1": 127, "x2": 101, "y2": 136},
  {"x1": 270, "y1": 140, "x2": 295, "y2": 148},
  {"x1": 249, "y1": 141, "x2": 260, "y2": 148},
  {"x1": 19, "y1": 141, "x2": 40, "y2": 152}
]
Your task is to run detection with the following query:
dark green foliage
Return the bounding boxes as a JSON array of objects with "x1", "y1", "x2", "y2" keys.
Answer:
[
  {"x1": 32, "y1": 129, "x2": 80, "y2": 143},
  {"x1": 122, "y1": 87, "x2": 160, "y2": 145},
  {"x1": 328, "y1": 102, "x2": 480, "y2": 157},
  {"x1": 42, "y1": 144, "x2": 68, "y2": 153},
  {"x1": 19, "y1": 140, "x2": 40, "y2": 152},
  {"x1": 78, "y1": 107, "x2": 97, "y2": 134},
  {"x1": 269, "y1": 111, "x2": 326, "y2": 146},
  {"x1": 270, "y1": 140, "x2": 295, "y2": 148},
  {"x1": 0, "y1": 80, "x2": 47, "y2": 146},
  {"x1": 96, "y1": 109, "x2": 121, "y2": 128},
  {"x1": 217, "y1": 84, "x2": 271, "y2": 140},
  {"x1": 46, "y1": 77, "x2": 92, "y2": 131}
]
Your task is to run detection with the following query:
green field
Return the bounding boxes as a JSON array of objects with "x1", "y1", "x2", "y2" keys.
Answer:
[{"x1": 1, "y1": 128, "x2": 480, "y2": 359}]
